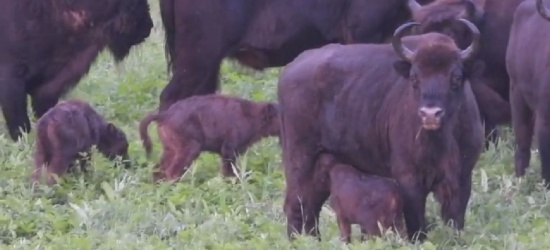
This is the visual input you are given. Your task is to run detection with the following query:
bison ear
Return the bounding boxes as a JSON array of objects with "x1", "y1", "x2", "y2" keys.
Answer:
[
  {"x1": 465, "y1": 60, "x2": 485, "y2": 79},
  {"x1": 393, "y1": 61, "x2": 412, "y2": 78},
  {"x1": 105, "y1": 123, "x2": 117, "y2": 134}
]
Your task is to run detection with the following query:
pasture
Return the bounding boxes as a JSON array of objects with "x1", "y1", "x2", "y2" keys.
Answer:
[{"x1": 1, "y1": 1, "x2": 550, "y2": 249}]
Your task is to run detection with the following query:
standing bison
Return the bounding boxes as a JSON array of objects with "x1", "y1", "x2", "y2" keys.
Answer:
[
  {"x1": 277, "y1": 20, "x2": 484, "y2": 241},
  {"x1": 157, "y1": 0, "x2": 436, "y2": 111},
  {"x1": 0, "y1": 0, "x2": 153, "y2": 141},
  {"x1": 407, "y1": 0, "x2": 527, "y2": 146},
  {"x1": 506, "y1": 0, "x2": 550, "y2": 185}
]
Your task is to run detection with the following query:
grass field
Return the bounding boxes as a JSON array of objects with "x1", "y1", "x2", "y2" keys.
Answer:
[{"x1": 2, "y1": 2, "x2": 550, "y2": 249}]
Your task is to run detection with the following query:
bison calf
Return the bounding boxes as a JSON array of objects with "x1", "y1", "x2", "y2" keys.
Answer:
[
  {"x1": 31, "y1": 99, "x2": 129, "y2": 185},
  {"x1": 139, "y1": 94, "x2": 279, "y2": 181},
  {"x1": 317, "y1": 154, "x2": 405, "y2": 243}
]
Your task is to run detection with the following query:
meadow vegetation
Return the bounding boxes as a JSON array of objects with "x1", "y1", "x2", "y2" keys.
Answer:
[{"x1": 2, "y1": 2, "x2": 550, "y2": 249}]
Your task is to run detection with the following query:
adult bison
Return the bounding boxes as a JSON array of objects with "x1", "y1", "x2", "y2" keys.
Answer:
[
  {"x1": 0, "y1": 0, "x2": 153, "y2": 141},
  {"x1": 407, "y1": 0, "x2": 526, "y2": 146},
  {"x1": 278, "y1": 20, "x2": 484, "y2": 241},
  {"x1": 506, "y1": 0, "x2": 550, "y2": 185},
  {"x1": 157, "y1": 0, "x2": 435, "y2": 111}
]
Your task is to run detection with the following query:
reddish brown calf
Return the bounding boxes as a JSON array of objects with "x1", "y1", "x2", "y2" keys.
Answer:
[
  {"x1": 31, "y1": 99, "x2": 129, "y2": 185},
  {"x1": 317, "y1": 154, "x2": 405, "y2": 243},
  {"x1": 139, "y1": 94, "x2": 279, "y2": 181}
]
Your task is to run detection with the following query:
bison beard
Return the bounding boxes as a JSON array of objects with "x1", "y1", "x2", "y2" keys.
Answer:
[
  {"x1": 277, "y1": 20, "x2": 484, "y2": 241},
  {"x1": 506, "y1": 0, "x2": 550, "y2": 187},
  {"x1": 0, "y1": 0, "x2": 153, "y2": 141},
  {"x1": 157, "y1": 0, "x2": 429, "y2": 112}
]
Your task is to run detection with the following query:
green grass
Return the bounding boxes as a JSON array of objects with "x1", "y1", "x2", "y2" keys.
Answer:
[{"x1": 2, "y1": 2, "x2": 550, "y2": 249}]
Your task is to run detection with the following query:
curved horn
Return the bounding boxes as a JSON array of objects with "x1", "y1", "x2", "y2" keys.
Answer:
[
  {"x1": 408, "y1": 0, "x2": 422, "y2": 12},
  {"x1": 537, "y1": 0, "x2": 550, "y2": 22},
  {"x1": 392, "y1": 22, "x2": 420, "y2": 62},
  {"x1": 457, "y1": 18, "x2": 481, "y2": 61}
]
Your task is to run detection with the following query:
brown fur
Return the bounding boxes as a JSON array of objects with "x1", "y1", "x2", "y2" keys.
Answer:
[
  {"x1": 407, "y1": 0, "x2": 527, "y2": 148},
  {"x1": 0, "y1": 0, "x2": 153, "y2": 142},
  {"x1": 139, "y1": 94, "x2": 280, "y2": 181},
  {"x1": 31, "y1": 99, "x2": 129, "y2": 185},
  {"x1": 315, "y1": 154, "x2": 406, "y2": 243},
  {"x1": 156, "y1": 0, "x2": 432, "y2": 112},
  {"x1": 278, "y1": 31, "x2": 484, "y2": 242},
  {"x1": 506, "y1": 0, "x2": 550, "y2": 186}
]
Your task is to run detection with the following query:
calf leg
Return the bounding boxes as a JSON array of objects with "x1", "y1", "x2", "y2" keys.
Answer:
[
  {"x1": 337, "y1": 217, "x2": 352, "y2": 243},
  {"x1": 165, "y1": 140, "x2": 201, "y2": 181},
  {"x1": 220, "y1": 145, "x2": 238, "y2": 177},
  {"x1": 154, "y1": 149, "x2": 175, "y2": 181},
  {"x1": 44, "y1": 153, "x2": 74, "y2": 185},
  {"x1": 510, "y1": 84, "x2": 534, "y2": 177}
]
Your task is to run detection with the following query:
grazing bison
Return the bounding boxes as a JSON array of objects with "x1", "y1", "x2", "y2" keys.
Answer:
[
  {"x1": 506, "y1": 0, "x2": 550, "y2": 185},
  {"x1": 157, "y1": 0, "x2": 437, "y2": 111},
  {"x1": 32, "y1": 99, "x2": 129, "y2": 185},
  {"x1": 0, "y1": 0, "x2": 153, "y2": 141},
  {"x1": 315, "y1": 154, "x2": 405, "y2": 243},
  {"x1": 139, "y1": 94, "x2": 280, "y2": 181},
  {"x1": 278, "y1": 20, "x2": 485, "y2": 241},
  {"x1": 407, "y1": 0, "x2": 526, "y2": 147}
]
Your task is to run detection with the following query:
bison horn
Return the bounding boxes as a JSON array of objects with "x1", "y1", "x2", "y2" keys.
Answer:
[
  {"x1": 457, "y1": 18, "x2": 481, "y2": 61},
  {"x1": 392, "y1": 22, "x2": 420, "y2": 62},
  {"x1": 407, "y1": 0, "x2": 422, "y2": 12},
  {"x1": 537, "y1": 0, "x2": 550, "y2": 21}
]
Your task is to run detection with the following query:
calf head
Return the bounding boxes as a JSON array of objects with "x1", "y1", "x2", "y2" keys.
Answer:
[
  {"x1": 407, "y1": 0, "x2": 485, "y2": 50},
  {"x1": 97, "y1": 123, "x2": 130, "y2": 167},
  {"x1": 104, "y1": 0, "x2": 153, "y2": 62},
  {"x1": 392, "y1": 19, "x2": 483, "y2": 131}
]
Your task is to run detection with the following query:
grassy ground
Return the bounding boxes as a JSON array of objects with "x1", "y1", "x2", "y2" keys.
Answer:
[{"x1": 2, "y1": 2, "x2": 550, "y2": 249}]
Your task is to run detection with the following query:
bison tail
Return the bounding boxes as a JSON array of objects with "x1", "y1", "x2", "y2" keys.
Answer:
[
  {"x1": 159, "y1": 0, "x2": 176, "y2": 74},
  {"x1": 139, "y1": 111, "x2": 159, "y2": 157}
]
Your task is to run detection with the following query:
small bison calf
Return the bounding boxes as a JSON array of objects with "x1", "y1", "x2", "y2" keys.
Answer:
[
  {"x1": 139, "y1": 94, "x2": 280, "y2": 181},
  {"x1": 31, "y1": 99, "x2": 129, "y2": 185},
  {"x1": 317, "y1": 154, "x2": 406, "y2": 243}
]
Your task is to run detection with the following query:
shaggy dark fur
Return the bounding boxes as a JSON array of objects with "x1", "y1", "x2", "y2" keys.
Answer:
[
  {"x1": 506, "y1": 0, "x2": 550, "y2": 186},
  {"x1": 31, "y1": 99, "x2": 129, "y2": 185},
  {"x1": 407, "y1": 0, "x2": 527, "y2": 147},
  {"x1": 277, "y1": 23, "x2": 484, "y2": 241},
  {"x1": 0, "y1": 0, "x2": 153, "y2": 141},
  {"x1": 139, "y1": 94, "x2": 280, "y2": 181},
  {"x1": 315, "y1": 154, "x2": 406, "y2": 243},
  {"x1": 156, "y1": 0, "x2": 438, "y2": 111}
]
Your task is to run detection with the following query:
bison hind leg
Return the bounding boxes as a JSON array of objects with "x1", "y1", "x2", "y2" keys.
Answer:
[
  {"x1": 164, "y1": 139, "x2": 201, "y2": 181},
  {"x1": 510, "y1": 83, "x2": 534, "y2": 177}
]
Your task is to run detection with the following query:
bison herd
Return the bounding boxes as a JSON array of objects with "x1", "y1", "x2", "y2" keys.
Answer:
[{"x1": 2, "y1": 0, "x2": 550, "y2": 244}]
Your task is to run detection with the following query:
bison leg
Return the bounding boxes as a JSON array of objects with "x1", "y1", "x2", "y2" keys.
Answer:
[
  {"x1": 30, "y1": 92, "x2": 59, "y2": 119},
  {"x1": 536, "y1": 106, "x2": 550, "y2": 188},
  {"x1": 337, "y1": 217, "x2": 352, "y2": 243},
  {"x1": 220, "y1": 144, "x2": 239, "y2": 177},
  {"x1": 395, "y1": 174, "x2": 428, "y2": 241},
  {"x1": 165, "y1": 140, "x2": 201, "y2": 181},
  {"x1": 510, "y1": 84, "x2": 534, "y2": 177},
  {"x1": 44, "y1": 152, "x2": 74, "y2": 185},
  {"x1": 0, "y1": 80, "x2": 30, "y2": 141}
]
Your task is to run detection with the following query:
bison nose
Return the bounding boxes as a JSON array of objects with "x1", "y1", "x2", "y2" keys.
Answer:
[
  {"x1": 418, "y1": 107, "x2": 444, "y2": 130},
  {"x1": 418, "y1": 107, "x2": 444, "y2": 119}
]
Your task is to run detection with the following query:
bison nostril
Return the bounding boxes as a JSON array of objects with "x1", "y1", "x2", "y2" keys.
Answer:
[{"x1": 418, "y1": 107, "x2": 444, "y2": 118}]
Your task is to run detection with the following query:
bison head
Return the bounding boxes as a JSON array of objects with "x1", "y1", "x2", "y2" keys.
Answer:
[
  {"x1": 104, "y1": 0, "x2": 153, "y2": 62},
  {"x1": 407, "y1": 0, "x2": 485, "y2": 50},
  {"x1": 392, "y1": 19, "x2": 483, "y2": 131},
  {"x1": 98, "y1": 123, "x2": 130, "y2": 167}
]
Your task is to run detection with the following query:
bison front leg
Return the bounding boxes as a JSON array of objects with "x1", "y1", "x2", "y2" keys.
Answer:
[
  {"x1": 510, "y1": 80, "x2": 534, "y2": 177},
  {"x1": 536, "y1": 106, "x2": 550, "y2": 188},
  {"x1": 395, "y1": 172, "x2": 428, "y2": 241},
  {"x1": 0, "y1": 71, "x2": 30, "y2": 141}
]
